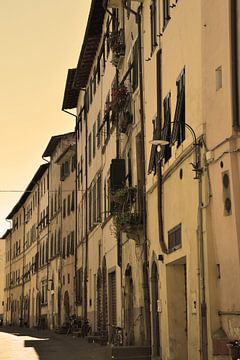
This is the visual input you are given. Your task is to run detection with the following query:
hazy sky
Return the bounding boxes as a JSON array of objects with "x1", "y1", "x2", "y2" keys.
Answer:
[{"x1": 0, "y1": 1, "x2": 91, "y2": 236}]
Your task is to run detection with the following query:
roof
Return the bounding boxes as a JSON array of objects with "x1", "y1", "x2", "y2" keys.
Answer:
[
  {"x1": 42, "y1": 132, "x2": 74, "y2": 158},
  {"x1": 1, "y1": 229, "x2": 11, "y2": 239},
  {"x1": 6, "y1": 164, "x2": 49, "y2": 220},
  {"x1": 73, "y1": 0, "x2": 106, "y2": 89},
  {"x1": 62, "y1": 68, "x2": 79, "y2": 110}
]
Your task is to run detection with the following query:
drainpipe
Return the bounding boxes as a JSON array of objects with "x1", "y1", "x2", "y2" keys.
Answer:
[
  {"x1": 62, "y1": 109, "x2": 78, "y2": 316},
  {"x1": 156, "y1": 49, "x2": 168, "y2": 254},
  {"x1": 42, "y1": 156, "x2": 50, "y2": 326},
  {"x1": 84, "y1": 106, "x2": 89, "y2": 323},
  {"x1": 123, "y1": 1, "x2": 151, "y2": 346},
  {"x1": 197, "y1": 147, "x2": 208, "y2": 360}
]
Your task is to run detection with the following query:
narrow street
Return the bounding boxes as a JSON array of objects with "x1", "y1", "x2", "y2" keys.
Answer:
[{"x1": 0, "y1": 327, "x2": 110, "y2": 360}]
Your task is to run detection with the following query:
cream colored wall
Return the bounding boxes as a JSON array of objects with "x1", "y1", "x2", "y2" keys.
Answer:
[
  {"x1": 202, "y1": 0, "x2": 240, "y2": 345},
  {"x1": 143, "y1": 0, "x2": 204, "y2": 358}
]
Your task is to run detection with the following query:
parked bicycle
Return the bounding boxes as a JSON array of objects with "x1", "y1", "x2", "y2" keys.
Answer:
[{"x1": 108, "y1": 324, "x2": 123, "y2": 346}]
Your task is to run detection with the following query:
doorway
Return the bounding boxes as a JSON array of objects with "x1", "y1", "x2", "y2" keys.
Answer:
[
  {"x1": 63, "y1": 291, "x2": 70, "y2": 322},
  {"x1": 166, "y1": 258, "x2": 188, "y2": 360},
  {"x1": 151, "y1": 261, "x2": 160, "y2": 357},
  {"x1": 125, "y1": 265, "x2": 134, "y2": 345}
]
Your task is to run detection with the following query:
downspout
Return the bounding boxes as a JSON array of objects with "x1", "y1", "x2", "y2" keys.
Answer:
[
  {"x1": 123, "y1": 0, "x2": 151, "y2": 345},
  {"x1": 42, "y1": 156, "x2": 50, "y2": 326},
  {"x1": 84, "y1": 106, "x2": 89, "y2": 323},
  {"x1": 197, "y1": 145, "x2": 208, "y2": 360},
  {"x1": 156, "y1": 49, "x2": 168, "y2": 254},
  {"x1": 62, "y1": 109, "x2": 78, "y2": 315}
]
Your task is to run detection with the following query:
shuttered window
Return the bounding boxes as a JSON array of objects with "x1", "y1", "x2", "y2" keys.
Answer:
[
  {"x1": 109, "y1": 271, "x2": 117, "y2": 326},
  {"x1": 168, "y1": 224, "x2": 182, "y2": 252},
  {"x1": 97, "y1": 174, "x2": 102, "y2": 222},
  {"x1": 150, "y1": 0, "x2": 157, "y2": 52},
  {"x1": 171, "y1": 69, "x2": 185, "y2": 147},
  {"x1": 132, "y1": 39, "x2": 139, "y2": 92},
  {"x1": 148, "y1": 119, "x2": 158, "y2": 174},
  {"x1": 163, "y1": 0, "x2": 170, "y2": 29},
  {"x1": 162, "y1": 93, "x2": 172, "y2": 162},
  {"x1": 93, "y1": 122, "x2": 96, "y2": 158}
]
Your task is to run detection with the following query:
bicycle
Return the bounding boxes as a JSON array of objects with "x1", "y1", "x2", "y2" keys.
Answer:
[{"x1": 108, "y1": 324, "x2": 123, "y2": 346}]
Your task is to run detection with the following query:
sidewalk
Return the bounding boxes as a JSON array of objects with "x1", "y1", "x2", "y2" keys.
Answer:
[{"x1": 0, "y1": 326, "x2": 110, "y2": 360}]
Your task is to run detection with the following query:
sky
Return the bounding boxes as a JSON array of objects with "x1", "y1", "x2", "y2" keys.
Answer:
[{"x1": 0, "y1": 0, "x2": 91, "y2": 236}]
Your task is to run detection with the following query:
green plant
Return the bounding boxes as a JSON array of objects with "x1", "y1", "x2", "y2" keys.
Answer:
[{"x1": 111, "y1": 187, "x2": 142, "y2": 234}]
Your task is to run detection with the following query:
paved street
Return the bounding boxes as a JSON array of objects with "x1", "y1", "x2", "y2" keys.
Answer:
[{"x1": 0, "y1": 327, "x2": 110, "y2": 360}]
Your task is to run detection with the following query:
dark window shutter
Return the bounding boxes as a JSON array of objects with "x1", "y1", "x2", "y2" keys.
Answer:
[
  {"x1": 162, "y1": 94, "x2": 172, "y2": 161},
  {"x1": 110, "y1": 159, "x2": 126, "y2": 193},
  {"x1": 171, "y1": 71, "x2": 185, "y2": 146}
]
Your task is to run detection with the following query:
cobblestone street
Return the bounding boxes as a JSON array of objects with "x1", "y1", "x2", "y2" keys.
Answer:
[{"x1": 0, "y1": 327, "x2": 110, "y2": 360}]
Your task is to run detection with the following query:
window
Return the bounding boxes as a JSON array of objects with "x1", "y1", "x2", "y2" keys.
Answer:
[
  {"x1": 163, "y1": 0, "x2": 170, "y2": 29},
  {"x1": 150, "y1": 0, "x2": 157, "y2": 53},
  {"x1": 90, "y1": 78, "x2": 93, "y2": 104},
  {"x1": 67, "y1": 194, "x2": 71, "y2": 216},
  {"x1": 97, "y1": 174, "x2": 102, "y2": 222},
  {"x1": 104, "y1": 178, "x2": 107, "y2": 219},
  {"x1": 168, "y1": 224, "x2": 182, "y2": 252},
  {"x1": 41, "y1": 281, "x2": 48, "y2": 304},
  {"x1": 70, "y1": 231, "x2": 74, "y2": 255},
  {"x1": 89, "y1": 188, "x2": 92, "y2": 229},
  {"x1": 60, "y1": 161, "x2": 70, "y2": 181},
  {"x1": 126, "y1": 149, "x2": 132, "y2": 187},
  {"x1": 67, "y1": 234, "x2": 70, "y2": 257},
  {"x1": 148, "y1": 118, "x2": 158, "y2": 175},
  {"x1": 93, "y1": 182, "x2": 97, "y2": 224},
  {"x1": 88, "y1": 133, "x2": 92, "y2": 165},
  {"x1": 97, "y1": 112, "x2": 101, "y2": 148},
  {"x1": 63, "y1": 199, "x2": 66, "y2": 218},
  {"x1": 71, "y1": 155, "x2": 76, "y2": 172},
  {"x1": 162, "y1": 93, "x2": 172, "y2": 162},
  {"x1": 58, "y1": 229, "x2": 61, "y2": 254},
  {"x1": 93, "y1": 122, "x2": 96, "y2": 158},
  {"x1": 71, "y1": 191, "x2": 75, "y2": 211},
  {"x1": 132, "y1": 40, "x2": 139, "y2": 92},
  {"x1": 93, "y1": 68, "x2": 97, "y2": 94},
  {"x1": 50, "y1": 234, "x2": 53, "y2": 258},
  {"x1": 63, "y1": 237, "x2": 66, "y2": 259},
  {"x1": 171, "y1": 69, "x2": 185, "y2": 147}
]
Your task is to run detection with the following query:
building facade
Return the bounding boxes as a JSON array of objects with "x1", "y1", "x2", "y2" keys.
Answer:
[{"x1": 2, "y1": 1, "x2": 240, "y2": 359}]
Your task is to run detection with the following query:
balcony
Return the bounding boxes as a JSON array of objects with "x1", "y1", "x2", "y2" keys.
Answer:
[
  {"x1": 108, "y1": 29, "x2": 125, "y2": 67},
  {"x1": 111, "y1": 186, "x2": 143, "y2": 241},
  {"x1": 110, "y1": 84, "x2": 133, "y2": 133}
]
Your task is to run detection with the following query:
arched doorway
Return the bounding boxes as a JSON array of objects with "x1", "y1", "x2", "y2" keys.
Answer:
[
  {"x1": 63, "y1": 291, "x2": 70, "y2": 322},
  {"x1": 125, "y1": 265, "x2": 134, "y2": 345},
  {"x1": 97, "y1": 268, "x2": 102, "y2": 333},
  {"x1": 102, "y1": 257, "x2": 108, "y2": 338},
  {"x1": 151, "y1": 261, "x2": 160, "y2": 357}
]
